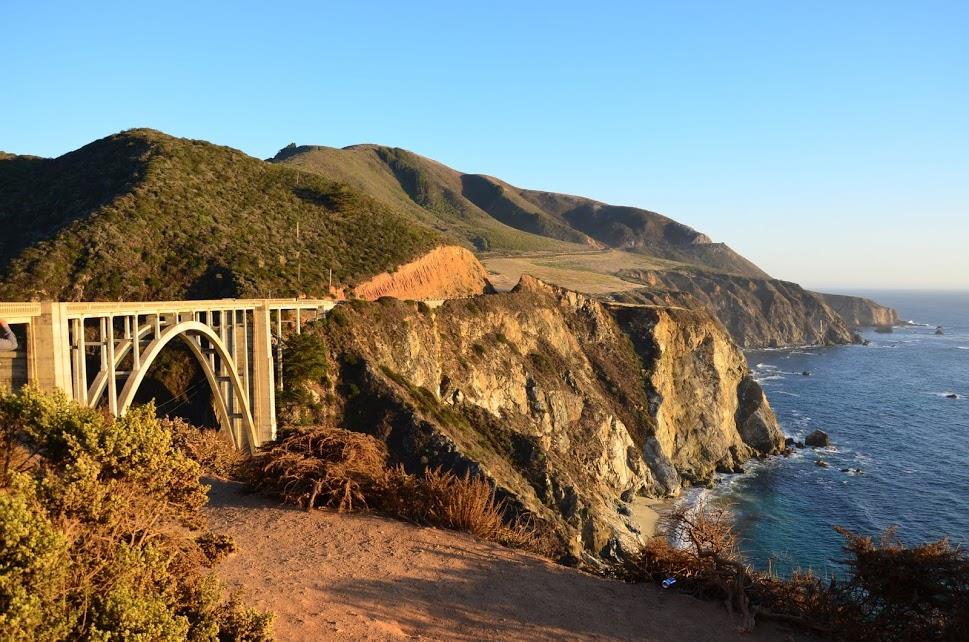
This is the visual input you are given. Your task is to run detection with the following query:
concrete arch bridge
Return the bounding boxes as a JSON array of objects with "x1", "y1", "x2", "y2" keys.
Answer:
[{"x1": 0, "y1": 299, "x2": 335, "y2": 451}]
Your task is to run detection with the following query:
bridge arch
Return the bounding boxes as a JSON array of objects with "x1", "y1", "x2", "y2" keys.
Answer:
[
  {"x1": 2, "y1": 298, "x2": 336, "y2": 451},
  {"x1": 116, "y1": 320, "x2": 258, "y2": 451}
]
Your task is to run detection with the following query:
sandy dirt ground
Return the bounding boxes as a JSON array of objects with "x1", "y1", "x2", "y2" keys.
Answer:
[
  {"x1": 206, "y1": 480, "x2": 816, "y2": 642},
  {"x1": 480, "y1": 249, "x2": 681, "y2": 294}
]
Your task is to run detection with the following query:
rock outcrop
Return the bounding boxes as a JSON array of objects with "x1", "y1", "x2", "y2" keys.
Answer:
[
  {"x1": 307, "y1": 277, "x2": 783, "y2": 561},
  {"x1": 352, "y1": 246, "x2": 494, "y2": 300},
  {"x1": 613, "y1": 269, "x2": 858, "y2": 348},
  {"x1": 817, "y1": 293, "x2": 899, "y2": 328},
  {"x1": 608, "y1": 302, "x2": 784, "y2": 486}
]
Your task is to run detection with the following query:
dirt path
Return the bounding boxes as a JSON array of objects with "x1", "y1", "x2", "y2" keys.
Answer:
[{"x1": 206, "y1": 480, "x2": 815, "y2": 642}]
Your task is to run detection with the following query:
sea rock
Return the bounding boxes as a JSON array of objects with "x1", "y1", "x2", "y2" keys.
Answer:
[
  {"x1": 815, "y1": 459, "x2": 829, "y2": 468},
  {"x1": 805, "y1": 430, "x2": 830, "y2": 448},
  {"x1": 785, "y1": 437, "x2": 796, "y2": 447},
  {"x1": 936, "y1": 326, "x2": 945, "y2": 336},
  {"x1": 946, "y1": 393, "x2": 958, "y2": 399}
]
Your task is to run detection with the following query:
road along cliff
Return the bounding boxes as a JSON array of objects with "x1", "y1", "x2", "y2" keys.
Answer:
[{"x1": 292, "y1": 277, "x2": 783, "y2": 563}]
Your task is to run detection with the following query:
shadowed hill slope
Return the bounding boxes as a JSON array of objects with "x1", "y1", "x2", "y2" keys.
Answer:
[
  {"x1": 272, "y1": 144, "x2": 766, "y2": 278},
  {"x1": 0, "y1": 130, "x2": 442, "y2": 301}
]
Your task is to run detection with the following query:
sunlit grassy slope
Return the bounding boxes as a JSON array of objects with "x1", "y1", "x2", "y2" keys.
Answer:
[{"x1": 273, "y1": 144, "x2": 768, "y2": 278}]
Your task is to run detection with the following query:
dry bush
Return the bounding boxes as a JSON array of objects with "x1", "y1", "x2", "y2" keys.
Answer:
[
  {"x1": 635, "y1": 500, "x2": 969, "y2": 640},
  {"x1": 252, "y1": 428, "x2": 544, "y2": 553},
  {"x1": 635, "y1": 500, "x2": 835, "y2": 634},
  {"x1": 164, "y1": 416, "x2": 244, "y2": 478},
  {"x1": 637, "y1": 500, "x2": 761, "y2": 629},
  {"x1": 831, "y1": 527, "x2": 969, "y2": 641},
  {"x1": 0, "y1": 388, "x2": 273, "y2": 641},
  {"x1": 382, "y1": 466, "x2": 541, "y2": 550},
  {"x1": 251, "y1": 426, "x2": 388, "y2": 511},
  {"x1": 196, "y1": 532, "x2": 237, "y2": 565}
]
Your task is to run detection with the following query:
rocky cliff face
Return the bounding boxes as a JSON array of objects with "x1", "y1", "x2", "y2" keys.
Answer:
[
  {"x1": 816, "y1": 292, "x2": 900, "y2": 328},
  {"x1": 353, "y1": 245, "x2": 494, "y2": 300},
  {"x1": 614, "y1": 269, "x2": 860, "y2": 348},
  {"x1": 305, "y1": 277, "x2": 782, "y2": 562}
]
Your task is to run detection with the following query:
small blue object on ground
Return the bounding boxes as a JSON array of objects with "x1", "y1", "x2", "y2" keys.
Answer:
[{"x1": 661, "y1": 577, "x2": 676, "y2": 589}]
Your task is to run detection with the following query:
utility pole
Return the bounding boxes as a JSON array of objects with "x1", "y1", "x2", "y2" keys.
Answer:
[{"x1": 295, "y1": 170, "x2": 302, "y2": 295}]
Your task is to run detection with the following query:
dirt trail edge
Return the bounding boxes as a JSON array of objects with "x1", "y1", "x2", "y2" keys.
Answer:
[{"x1": 206, "y1": 480, "x2": 816, "y2": 642}]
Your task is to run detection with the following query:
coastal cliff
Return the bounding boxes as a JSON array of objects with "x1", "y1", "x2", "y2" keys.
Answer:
[
  {"x1": 613, "y1": 269, "x2": 860, "y2": 348},
  {"x1": 817, "y1": 292, "x2": 900, "y2": 327},
  {"x1": 303, "y1": 277, "x2": 783, "y2": 560}
]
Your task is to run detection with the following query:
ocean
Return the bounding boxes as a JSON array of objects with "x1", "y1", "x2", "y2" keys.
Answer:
[{"x1": 708, "y1": 290, "x2": 969, "y2": 577}]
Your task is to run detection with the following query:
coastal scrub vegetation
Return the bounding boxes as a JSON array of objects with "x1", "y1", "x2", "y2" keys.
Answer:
[
  {"x1": 248, "y1": 425, "x2": 543, "y2": 552},
  {"x1": 634, "y1": 500, "x2": 969, "y2": 641},
  {"x1": 166, "y1": 415, "x2": 245, "y2": 479},
  {"x1": 0, "y1": 388, "x2": 273, "y2": 641},
  {"x1": 0, "y1": 129, "x2": 441, "y2": 301},
  {"x1": 277, "y1": 330, "x2": 330, "y2": 423}
]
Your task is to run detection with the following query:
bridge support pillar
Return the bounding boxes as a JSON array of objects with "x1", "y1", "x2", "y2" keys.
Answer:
[
  {"x1": 251, "y1": 303, "x2": 277, "y2": 445},
  {"x1": 29, "y1": 302, "x2": 72, "y2": 396}
]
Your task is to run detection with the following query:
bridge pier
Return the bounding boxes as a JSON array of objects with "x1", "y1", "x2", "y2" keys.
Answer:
[
  {"x1": 29, "y1": 302, "x2": 72, "y2": 396},
  {"x1": 251, "y1": 303, "x2": 277, "y2": 444}
]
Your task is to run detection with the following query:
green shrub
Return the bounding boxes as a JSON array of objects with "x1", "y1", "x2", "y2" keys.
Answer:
[
  {"x1": 0, "y1": 487, "x2": 72, "y2": 641},
  {"x1": 281, "y1": 332, "x2": 329, "y2": 395},
  {"x1": 0, "y1": 388, "x2": 273, "y2": 641}
]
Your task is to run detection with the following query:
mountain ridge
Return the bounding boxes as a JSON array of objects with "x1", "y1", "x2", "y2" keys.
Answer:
[
  {"x1": 271, "y1": 143, "x2": 767, "y2": 278},
  {"x1": 0, "y1": 129, "x2": 898, "y2": 349}
]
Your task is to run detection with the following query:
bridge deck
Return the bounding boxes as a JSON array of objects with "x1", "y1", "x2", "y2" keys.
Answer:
[{"x1": 0, "y1": 298, "x2": 335, "y2": 322}]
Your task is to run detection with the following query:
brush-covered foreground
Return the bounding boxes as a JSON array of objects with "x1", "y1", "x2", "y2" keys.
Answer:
[
  {"x1": 249, "y1": 426, "x2": 544, "y2": 553},
  {"x1": 632, "y1": 501, "x2": 969, "y2": 641},
  {"x1": 0, "y1": 389, "x2": 272, "y2": 642}
]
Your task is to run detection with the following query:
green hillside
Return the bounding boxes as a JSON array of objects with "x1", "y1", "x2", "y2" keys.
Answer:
[
  {"x1": 273, "y1": 144, "x2": 768, "y2": 278},
  {"x1": 0, "y1": 130, "x2": 441, "y2": 301},
  {"x1": 271, "y1": 144, "x2": 588, "y2": 254}
]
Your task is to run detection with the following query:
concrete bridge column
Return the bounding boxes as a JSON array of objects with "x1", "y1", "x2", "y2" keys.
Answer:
[
  {"x1": 29, "y1": 302, "x2": 72, "y2": 396},
  {"x1": 251, "y1": 302, "x2": 277, "y2": 444}
]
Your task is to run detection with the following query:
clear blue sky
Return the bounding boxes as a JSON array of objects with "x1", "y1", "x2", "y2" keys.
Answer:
[{"x1": 2, "y1": 1, "x2": 966, "y2": 289}]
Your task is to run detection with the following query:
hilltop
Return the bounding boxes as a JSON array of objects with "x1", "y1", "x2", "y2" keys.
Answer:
[
  {"x1": 271, "y1": 144, "x2": 766, "y2": 277},
  {"x1": 0, "y1": 130, "x2": 441, "y2": 300}
]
